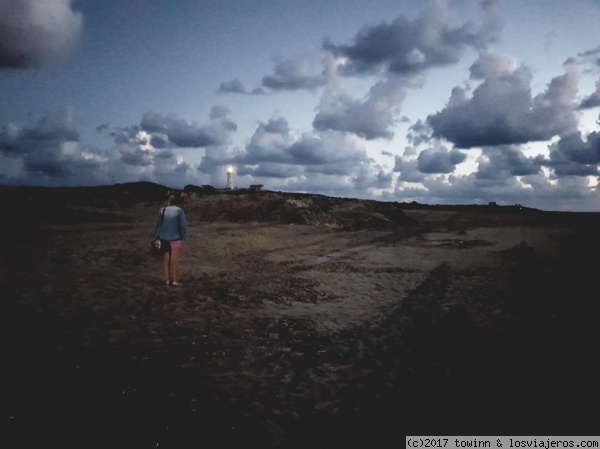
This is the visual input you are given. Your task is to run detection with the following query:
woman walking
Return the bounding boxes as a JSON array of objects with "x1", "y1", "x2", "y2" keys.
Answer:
[{"x1": 153, "y1": 193, "x2": 188, "y2": 286}]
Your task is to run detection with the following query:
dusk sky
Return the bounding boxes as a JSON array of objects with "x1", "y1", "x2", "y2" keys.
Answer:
[{"x1": 1, "y1": 0, "x2": 600, "y2": 211}]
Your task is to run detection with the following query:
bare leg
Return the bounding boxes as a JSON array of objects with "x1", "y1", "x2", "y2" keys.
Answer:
[
  {"x1": 162, "y1": 251, "x2": 171, "y2": 284},
  {"x1": 170, "y1": 248, "x2": 181, "y2": 284}
]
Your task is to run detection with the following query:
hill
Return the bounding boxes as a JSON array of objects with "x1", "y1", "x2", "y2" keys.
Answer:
[{"x1": 0, "y1": 181, "x2": 580, "y2": 231}]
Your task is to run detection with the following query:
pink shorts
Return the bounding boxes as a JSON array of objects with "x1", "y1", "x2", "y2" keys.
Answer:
[{"x1": 170, "y1": 240, "x2": 184, "y2": 251}]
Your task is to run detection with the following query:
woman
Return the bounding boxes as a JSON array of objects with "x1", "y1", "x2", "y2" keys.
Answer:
[{"x1": 153, "y1": 193, "x2": 188, "y2": 286}]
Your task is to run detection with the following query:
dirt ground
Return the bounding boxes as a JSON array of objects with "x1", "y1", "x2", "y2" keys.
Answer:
[{"x1": 1, "y1": 190, "x2": 599, "y2": 448}]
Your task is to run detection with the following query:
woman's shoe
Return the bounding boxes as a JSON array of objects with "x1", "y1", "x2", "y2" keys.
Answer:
[{"x1": 171, "y1": 282, "x2": 182, "y2": 287}]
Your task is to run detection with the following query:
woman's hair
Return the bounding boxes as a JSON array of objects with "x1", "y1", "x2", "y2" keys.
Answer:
[{"x1": 165, "y1": 192, "x2": 176, "y2": 205}]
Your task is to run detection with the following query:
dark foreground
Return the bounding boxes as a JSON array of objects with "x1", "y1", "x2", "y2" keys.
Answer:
[{"x1": 1, "y1": 188, "x2": 599, "y2": 448}]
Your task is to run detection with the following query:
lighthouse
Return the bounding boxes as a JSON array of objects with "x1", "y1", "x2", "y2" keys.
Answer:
[{"x1": 226, "y1": 166, "x2": 233, "y2": 189}]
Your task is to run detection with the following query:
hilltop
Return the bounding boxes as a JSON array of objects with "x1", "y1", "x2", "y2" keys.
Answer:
[{"x1": 1, "y1": 181, "x2": 572, "y2": 232}]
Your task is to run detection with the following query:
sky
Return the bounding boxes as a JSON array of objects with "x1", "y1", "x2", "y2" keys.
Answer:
[{"x1": 1, "y1": 0, "x2": 600, "y2": 211}]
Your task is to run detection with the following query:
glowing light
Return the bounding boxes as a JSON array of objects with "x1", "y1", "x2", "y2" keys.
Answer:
[{"x1": 226, "y1": 166, "x2": 234, "y2": 189}]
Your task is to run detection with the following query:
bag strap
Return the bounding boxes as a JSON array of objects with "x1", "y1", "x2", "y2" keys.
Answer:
[
  {"x1": 154, "y1": 207, "x2": 167, "y2": 238},
  {"x1": 177, "y1": 211, "x2": 182, "y2": 240}
]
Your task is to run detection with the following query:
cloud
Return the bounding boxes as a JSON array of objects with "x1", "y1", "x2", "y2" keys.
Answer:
[
  {"x1": 406, "y1": 120, "x2": 433, "y2": 146},
  {"x1": 427, "y1": 56, "x2": 580, "y2": 148},
  {"x1": 236, "y1": 162, "x2": 303, "y2": 179},
  {"x1": 0, "y1": 0, "x2": 82, "y2": 69},
  {"x1": 475, "y1": 145, "x2": 541, "y2": 181},
  {"x1": 313, "y1": 77, "x2": 406, "y2": 139},
  {"x1": 243, "y1": 117, "x2": 296, "y2": 164},
  {"x1": 261, "y1": 56, "x2": 329, "y2": 91},
  {"x1": 235, "y1": 117, "x2": 372, "y2": 170},
  {"x1": 0, "y1": 110, "x2": 116, "y2": 185},
  {"x1": 218, "y1": 79, "x2": 247, "y2": 94},
  {"x1": 389, "y1": 166, "x2": 598, "y2": 212},
  {"x1": 198, "y1": 115, "x2": 389, "y2": 197},
  {"x1": 579, "y1": 79, "x2": 600, "y2": 110},
  {"x1": 417, "y1": 145, "x2": 466, "y2": 173},
  {"x1": 322, "y1": 0, "x2": 500, "y2": 77},
  {"x1": 312, "y1": 0, "x2": 502, "y2": 142},
  {"x1": 393, "y1": 156, "x2": 426, "y2": 183},
  {"x1": 108, "y1": 127, "x2": 200, "y2": 188},
  {"x1": 140, "y1": 106, "x2": 237, "y2": 148},
  {"x1": 0, "y1": 110, "x2": 79, "y2": 155},
  {"x1": 469, "y1": 52, "x2": 518, "y2": 79},
  {"x1": 578, "y1": 45, "x2": 600, "y2": 67},
  {"x1": 222, "y1": 56, "x2": 333, "y2": 95},
  {"x1": 0, "y1": 109, "x2": 214, "y2": 187},
  {"x1": 538, "y1": 131, "x2": 600, "y2": 176},
  {"x1": 119, "y1": 147, "x2": 153, "y2": 167}
]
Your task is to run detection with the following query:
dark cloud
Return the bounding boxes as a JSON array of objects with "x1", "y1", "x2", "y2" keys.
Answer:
[
  {"x1": 578, "y1": 80, "x2": 600, "y2": 110},
  {"x1": 323, "y1": 0, "x2": 500, "y2": 76},
  {"x1": 217, "y1": 79, "x2": 247, "y2": 94},
  {"x1": 22, "y1": 151, "x2": 68, "y2": 177},
  {"x1": 0, "y1": 0, "x2": 82, "y2": 69},
  {"x1": 242, "y1": 118, "x2": 371, "y2": 170},
  {"x1": 351, "y1": 166, "x2": 393, "y2": 190},
  {"x1": 288, "y1": 138, "x2": 329, "y2": 165},
  {"x1": 313, "y1": 78, "x2": 406, "y2": 139},
  {"x1": 427, "y1": 56, "x2": 580, "y2": 148},
  {"x1": 0, "y1": 111, "x2": 79, "y2": 155},
  {"x1": 310, "y1": 1, "x2": 502, "y2": 142},
  {"x1": 96, "y1": 123, "x2": 109, "y2": 134},
  {"x1": 140, "y1": 107, "x2": 237, "y2": 148},
  {"x1": 150, "y1": 135, "x2": 169, "y2": 149},
  {"x1": 393, "y1": 156, "x2": 425, "y2": 183},
  {"x1": 393, "y1": 155, "x2": 403, "y2": 172},
  {"x1": 154, "y1": 149, "x2": 175, "y2": 160},
  {"x1": 417, "y1": 146, "x2": 466, "y2": 174},
  {"x1": 578, "y1": 45, "x2": 600, "y2": 60},
  {"x1": 312, "y1": 0, "x2": 504, "y2": 147},
  {"x1": 406, "y1": 119, "x2": 433, "y2": 146},
  {"x1": 475, "y1": 145, "x2": 541, "y2": 181},
  {"x1": 243, "y1": 117, "x2": 295, "y2": 164},
  {"x1": 198, "y1": 115, "x2": 385, "y2": 196},
  {"x1": 0, "y1": 110, "x2": 115, "y2": 186},
  {"x1": 224, "y1": 56, "x2": 331, "y2": 96},
  {"x1": 120, "y1": 148, "x2": 153, "y2": 167},
  {"x1": 261, "y1": 57, "x2": 328, "y2": 91},
  {"x1": 539, "y1": 132, "x2": 600, "y2": 176},
  {"x1": 153, "y1": 158, "x2": 192, "y2": 181},
  {"x1": 108, "y1": 126, "x2": 141, "y2": 146},
  {"x1": 0, "y1": 108, "x2": 214, "y2": 187}
]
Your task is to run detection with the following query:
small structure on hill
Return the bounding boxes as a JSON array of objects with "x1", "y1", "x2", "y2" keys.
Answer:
[{"x1": 249, "y1": 184, "x2": 264, "y2": 192}]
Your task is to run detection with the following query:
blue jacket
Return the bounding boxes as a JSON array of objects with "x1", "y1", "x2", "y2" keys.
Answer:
[{"x1": 153, "y1": 206, "x2": 187, "y2": 241}]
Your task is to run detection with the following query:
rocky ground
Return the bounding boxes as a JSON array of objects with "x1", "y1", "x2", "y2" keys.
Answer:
[{"x1": 1, "y1": 184, "x2": 599, "y2": 448}]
